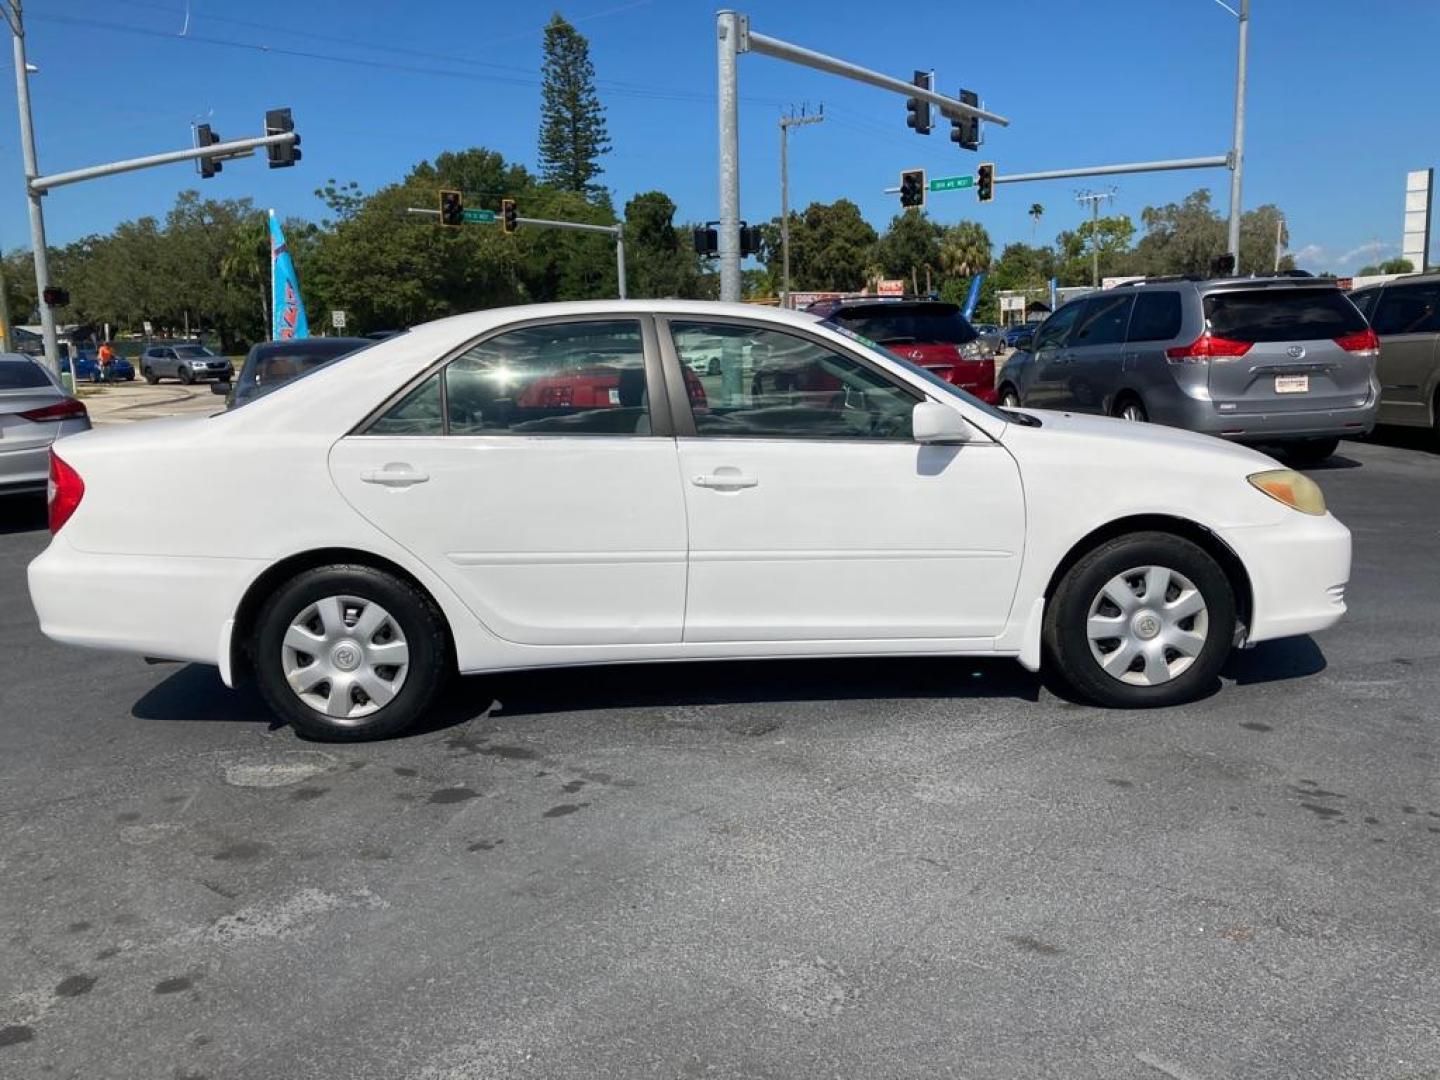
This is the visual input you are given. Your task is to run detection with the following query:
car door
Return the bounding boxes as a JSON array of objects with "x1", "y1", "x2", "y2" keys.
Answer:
[
  {"x1": 1369, "y1": 282, "x2": 1440, "y2": 426},
  {"x1": 1023, "y1": 302, "x2": 1084, "y2": 409},
  {"x1": 660, "y1": 316, "x2": 1025, "y2": 643},
  {"x1": 328, "y1": 316, "x2": 690, "y2": 646},
  {"x1": 1064, "y1": 293, "x2": 1134, "y2": 413}
]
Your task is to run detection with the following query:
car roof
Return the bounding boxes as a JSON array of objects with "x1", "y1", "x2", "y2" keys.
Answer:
[{"x1": 250, "y1": 336, "x2": 372, "y2": 357}]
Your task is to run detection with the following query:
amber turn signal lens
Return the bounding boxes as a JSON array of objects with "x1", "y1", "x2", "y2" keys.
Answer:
[{"x1": 1247, "y1": 469, "x2": 1327, "y2": 516}]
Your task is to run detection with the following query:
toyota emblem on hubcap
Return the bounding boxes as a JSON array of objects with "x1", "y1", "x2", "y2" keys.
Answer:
[
  {"x1": 1133, "y1": 613, "x2": 1161, "y2": 640},
  {"x1": 332, "y1": 643, "x2": 361, "y2": 671}
]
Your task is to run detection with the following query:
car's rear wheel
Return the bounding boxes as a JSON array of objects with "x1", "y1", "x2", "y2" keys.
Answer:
[
  {"x1": 998, "y1": 385, "x2": 1020, "y2": 409},
  {"x1": 252, "y1": 565, "x2": 449, "y2": 741},
  {"x1": 143, "y1": 367, "x2": 158, "y2": 384},
  {"x1": 1044, "y1": 532, "x2": 1236, "y2": 709},
  {"x1": 1114, "y1": 395, "x2": 1148, "y2": 423},
  {"x1": 1284, "y1": 437, "x2": 1340, "y2": 466}
]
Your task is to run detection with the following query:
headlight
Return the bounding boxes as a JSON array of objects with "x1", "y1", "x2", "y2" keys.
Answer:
[{"x1": 1248, "y1": 469, "x2": 1327, "y2": 515}]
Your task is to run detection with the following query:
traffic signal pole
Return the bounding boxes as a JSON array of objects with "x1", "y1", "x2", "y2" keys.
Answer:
[
  {"x1": 716, "y1": 10, "x2": 1009, "y2": 303},
  {"x1": 407, "y1": 208, "x2": 627, "y2": 299},
  {"x1": 1225, "y1": 0, "x2": 1250, "y2": 273}
]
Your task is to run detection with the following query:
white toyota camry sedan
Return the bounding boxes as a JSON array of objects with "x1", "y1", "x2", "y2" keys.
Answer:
[{"x1": 28, "y1": 301, "x2": 1351, "y2": 740}]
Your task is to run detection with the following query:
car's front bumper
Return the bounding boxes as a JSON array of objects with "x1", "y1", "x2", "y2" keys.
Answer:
[{"x1": 1217, "y1": 510, "x2": 1351, "y2": 644}]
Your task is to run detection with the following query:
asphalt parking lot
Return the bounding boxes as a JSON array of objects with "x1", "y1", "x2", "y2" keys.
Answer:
[{"x1": 1, "y1": 430, "x2": 1437, "y2": 1080}]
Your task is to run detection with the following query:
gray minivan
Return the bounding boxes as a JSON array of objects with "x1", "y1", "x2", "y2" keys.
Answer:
[
  {"x1": 1348, "y1": 272, "x2": 1440, "y2": 437},
  {"x1": 997, "y1": 276, "x2": 1379, "y2": 462}
]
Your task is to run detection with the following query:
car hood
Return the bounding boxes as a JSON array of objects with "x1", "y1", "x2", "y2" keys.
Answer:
[{"x1": 1002, "y1": 407, "x2": 1280, "y2": 471}]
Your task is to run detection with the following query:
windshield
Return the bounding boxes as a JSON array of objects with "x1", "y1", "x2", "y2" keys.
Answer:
[
  {"x1": 829, "y1": 304, "x2": 979, "y2": 346},
  {"x1": 231, "y1": 340, "x2": 379, "y2": 407},
  {"x1": 174, "y1": 345, "x2": 214, "y2": 358},
  {"x1": 824, "y1": 321, "x2": 1010, "y2": 423}
]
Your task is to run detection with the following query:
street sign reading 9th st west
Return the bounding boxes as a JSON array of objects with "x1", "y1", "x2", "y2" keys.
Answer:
[
  {"x1": 463, "y1": 208, "x2": 497, "y2": 224},
  {"x1": 929, "y1": 175, "x2": 974, "y2": 192}
]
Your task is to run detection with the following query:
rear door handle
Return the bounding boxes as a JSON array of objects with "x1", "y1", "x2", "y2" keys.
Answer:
[
  {"x1": 361, "y1": 464, "x2": 430, "y2": 488},
  {"x1": 1124, "y1": 351, "x2": 1140, "y2": 361},
  {"x1": 692, "y1": 471, "x2": 758, "y2": 490}
]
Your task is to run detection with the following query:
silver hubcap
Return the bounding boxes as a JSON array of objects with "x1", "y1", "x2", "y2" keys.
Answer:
[
  {"x1": 281, "y1": 595, "x2": 410, "y2": 722},
  {"x1": 1002, "y1": 391, "x2": 1019, "y2": 407},
  {"x1": 1086, "y1": 565, "x2": 1209, "y2": 687},
  {"x1": 1120, "y1": 402, "x2": 1145, "y2": 422}
]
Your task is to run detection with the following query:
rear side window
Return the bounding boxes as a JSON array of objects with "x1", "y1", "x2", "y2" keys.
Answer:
[
  {"x1": 1070, "y1": 294, "x2": 1134, "y2": 348},
  {"x1": 1370, "y1": 283, "x2": 1440, "y2": 336},
  {"x1": 1127, "y1": 292, "x2": 1184, "y2": 342},
  {"x1": 0, "y1": 361, "x2": 50, "y2": 389},
  {"x1": 830, "y1": 304, "x2": 978, "y2": 346},
  {"x1": 1204, "y1": 288, "x2": 1366, "y2": 342}
]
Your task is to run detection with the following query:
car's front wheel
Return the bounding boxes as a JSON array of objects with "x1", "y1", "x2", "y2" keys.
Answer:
[
  {"x1": 252, "y1": 565, "x2": 449, "y2": 741},
  {"x1": 1044, "y1": 532, "x2": 1236, "y2": 708},
  {"x1": 178, "y1": 367, "x2": 194, "y2": 385},
  {"x1": 998, "y1": 385, "x2": 1021, "y2": 409}
]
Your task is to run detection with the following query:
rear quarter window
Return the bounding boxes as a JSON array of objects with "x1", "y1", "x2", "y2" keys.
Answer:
[{"x1": 1204, "y1": 288, "x2": 1366, "y2": 342}]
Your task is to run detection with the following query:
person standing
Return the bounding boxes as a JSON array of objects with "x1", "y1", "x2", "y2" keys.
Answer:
[{"x1": 97, "y1": 341, "x2": 115, "y2": 383}]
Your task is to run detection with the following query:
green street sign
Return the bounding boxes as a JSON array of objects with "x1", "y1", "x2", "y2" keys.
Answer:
[
  {"x1": 463, "y1": 208, "x2": 496, "y2": 223},
  {"x1": 929, "y1": 175, "x2": 975, "y2": 192}
]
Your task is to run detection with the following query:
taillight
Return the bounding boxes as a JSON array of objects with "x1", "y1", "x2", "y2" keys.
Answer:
[
  {"x1": 1333, "y1": 327, "x2": 1380, "y2": 359},
  {"x1": 20, "y1": 397, "x2": 88, "y2": 423},
  {"x1": 1164, "y1": 334, "x2": 1252, "y2": 364},
  {"x1": 48, "y1": 451, "x2": 84, "y2": 534}
]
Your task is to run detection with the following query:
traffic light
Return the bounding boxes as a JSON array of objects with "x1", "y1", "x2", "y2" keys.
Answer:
[
  {"x1": 42, "y1": 286, "x2": 69, "y2": 307},
  {"x1": 501, "y1": 198, "x2": 518, "y2": 234},
  {"x1": 739, "y1": 224, "x2": 764, "y2": 258},
  {"x1": 265, "y1": 107, "x2": 301, "y2": 168},
  {"x1": 899, "y1": 168, "x2": 926, "y2": 210},
  {"x1": 439, "y1": 189, "x2": 463, "y2": 228},
  {"x1": 196, "y1": 124, "x2": 222, "y2": 179},
  {"x1": 976, "y1": 162, "x2": 995, "y2": 203},
  {"x1": 906, "y1": 70, "x2": 932, "y2": 136},
  {"x1": 1209, "y1": 253, "x2": 1236, "y2": 277},
  {"x1": 950, "y1": 89, "x2": 980, "y2": 151},
  {"x1": 693, "y1": 224, "x2": 718, "y2": 257}
]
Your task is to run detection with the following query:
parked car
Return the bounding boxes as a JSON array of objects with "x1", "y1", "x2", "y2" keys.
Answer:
[
  {"x1": 995, "y1": 277, "x2": 1379, "y2": 463},
  {"x1": 1348, "y1": 272, "x2": 1440, "y2": 437},
  {"x1": 971, "y1": 322, "x2": 1006, "y2": 354},
  {"x1": 61, "y1": 349, "x2": 135, "y2": 383},
  {"x1": 216, "y1": 337, "x2": 374, "y2": 410},
  {"x1": 0, "y1": 354, "x2": 89, "y2": 498},
  {"x1": 139, "y1": 344, "x2": 232, "y2": 384},
  {"x1": 29, "y1": 300, "x2": 1351, "y2": 740},
  {"x1": 1003, "y1": 321, "x2": 1045, "y2": 349},
  {"x1": 808, "y1": 298, "x2": 998, "y2": 403}
]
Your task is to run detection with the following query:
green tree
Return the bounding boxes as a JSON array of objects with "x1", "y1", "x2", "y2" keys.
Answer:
[
  {"x1": 537, "y1": 14, "x2": 611, "y2": 196},
  {"x1": 1057, "y1": 214, "x2": 1135, "y2": 284},
  {"x1": 762, "y1": 199, "x2": 877, "y2": 291},
  {"x1": 623, "y1": 191, "x2": 705, "y2": 298},
  {"x1": 1357, "y1": 257, "x2": 1414, "y2": 275},
  {"x1": 1028, "y1": 203, "x2": 1044, "y2": 239},
  {"x1": 938, "y1": 220, "x2": 992, "y2": 279},
  {"x1": 874, "y1": 211, "x2": 942, "y2": 283}
]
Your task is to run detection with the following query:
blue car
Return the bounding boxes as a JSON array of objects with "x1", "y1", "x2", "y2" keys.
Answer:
[{"x1": 61, "y1": 350, "x2": 136, "y2": 383}]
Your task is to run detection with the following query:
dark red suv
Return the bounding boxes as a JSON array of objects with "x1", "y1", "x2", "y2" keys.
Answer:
[{"x1": 809, "y1": 298, "x2": 998, "y2": 404}]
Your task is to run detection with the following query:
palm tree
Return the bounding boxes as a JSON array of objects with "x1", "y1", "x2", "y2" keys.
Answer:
[
  {"x1": 938, "y1": 221, "x2": 992, "y2": 279},
  {"x1": 1029, "y1": 203, "x2": 1044, "y2": 239}
]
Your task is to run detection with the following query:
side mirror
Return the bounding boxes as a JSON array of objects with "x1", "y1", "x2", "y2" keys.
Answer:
[
  {"x1": 1015, "y1": 333, "x2": 1034, "y2": 351},
  {"x1": 210, "y1": 381, "x2": 231, "y2": 395},
  {"x1": 912, "y1": 401, "x2": 972, "y2": 444}
]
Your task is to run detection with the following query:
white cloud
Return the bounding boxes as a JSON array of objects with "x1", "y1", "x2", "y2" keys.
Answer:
[
  {"x1": 1339, "y1": 240, "x2": 1395, "y2": 265},
  {"x1": 1291, "y1": 243, "x2": 1326, "y2": 267}
]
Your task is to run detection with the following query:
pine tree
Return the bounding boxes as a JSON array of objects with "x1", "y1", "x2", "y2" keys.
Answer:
[{"x1": 537, "y1": 14, "x2": 611, "y2": 197}]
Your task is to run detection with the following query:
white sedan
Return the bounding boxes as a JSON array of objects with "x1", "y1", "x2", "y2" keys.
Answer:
[{"x1": 28, "y1": 301, "x2": 1350, "y2": 740}]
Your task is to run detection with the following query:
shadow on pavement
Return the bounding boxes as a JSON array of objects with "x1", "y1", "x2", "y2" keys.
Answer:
[
  {"x1": 0, "y1": 496, "x2": 47, "y2": 536},
  {"x1": 1287, "y1": 453, "x2": 1363, "y2": 472},
  {"x1": 1359, "y1": 426, "x2": 1439, "y2": 457},
  {"x1": 1222, "y1": 635, "x2": 1326, "y2": 685},
  {"x1": 481, "y1": 655, "x2": 1044, "y2": 720}
]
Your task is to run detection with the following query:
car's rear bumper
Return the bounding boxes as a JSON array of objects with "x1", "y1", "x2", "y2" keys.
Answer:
[
  {"x1": 1164, "y1": 391, "x2": 1378, "y2": 442},
  {"x1": 1217, "y1": 511, "x2": 1351, "y2": 644},
  {"x1": 28, "y1": 537, "x2": 263, "y2": 666}
]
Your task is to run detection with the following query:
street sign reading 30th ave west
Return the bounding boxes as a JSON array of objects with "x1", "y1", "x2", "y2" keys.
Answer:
[
  {"x1": 929, "y1": 175, "x2": 974, "y2": 192},
  {"x1": 463, "y1": 209, "x2": 496, "y2": 223}
]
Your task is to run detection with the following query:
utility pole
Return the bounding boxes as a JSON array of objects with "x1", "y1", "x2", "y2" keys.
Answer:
[
  {"x1": 1273, "y1": 213, "x2": 1284, "y2": 272},
  {"x1": 0, "y1": 240, "x2": 12, "y2": 352},
  {"x1": 779, "y1": 106, "x2": 823, "y2": 308},
  {"x1": 4, "y1": 2, "x2": 60, "y2": 380},
  {"x1": 1226, "y1": 0, "x2": 1250, "y2": 273},
  {"x1": 1075, "y1": 189, "x2": 1115, "y2": 288}
]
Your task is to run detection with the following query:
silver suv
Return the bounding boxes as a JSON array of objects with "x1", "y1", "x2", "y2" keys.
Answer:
[
  {"x1": 1348, "y1": 272, "x2": 1440, "y2": 438},
  {"x1": 997, "y1": 276, "x2": 1379, "y2": 462},
  {"x1": 140, "y1": 344, "x2": 232, "y2": 384}
]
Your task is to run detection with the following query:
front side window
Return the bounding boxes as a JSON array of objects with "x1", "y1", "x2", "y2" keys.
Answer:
[
  {"x1": 671, "y1": 321, "x2": 917, "y2": 440},
  {"x1": 1127, "y1": 291, "x2": 1184, "y2": 342},
  {"x1": 1070, "y1": 294, "x2": 1134, "y2": 348},
  {"x1": 1371, "y1": 283, "x2": 1440, "y2": 337},
  {"x1": 1033, "y1": 303, "x2": 1082, "y2": 350}
]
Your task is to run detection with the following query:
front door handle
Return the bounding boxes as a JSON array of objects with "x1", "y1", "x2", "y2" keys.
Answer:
[
  {"x1": 1124, "y1": 351, "x2": 1141, "y2": 361},
  {"x1": 692, "y1": 470, "x2": 758, "y2": 490},
  {"x1": 361, "y1": 464, "x2": 430, "y2": 488}
]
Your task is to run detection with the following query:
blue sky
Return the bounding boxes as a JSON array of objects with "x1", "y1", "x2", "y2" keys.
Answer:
[{"x1": 3, "y1": 0, "x2": 1436, "y2": 275}]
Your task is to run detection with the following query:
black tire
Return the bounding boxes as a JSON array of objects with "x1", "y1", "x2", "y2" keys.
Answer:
[
  {"x1": 178, "y1": 367, "x2": 194, "y2": 385},
  {"x1": 1113, "y1": 395, "x2": 1148, "y2": 423},
  {"x1": 1043, "y1": 531, "x2": 1236, "y2": 709},
  {"x1": 252, "y1": 564, "x2": 449, "y2": 741},
  {"x1": 998, "y1": 384, "x2": 1021, "y2": 409},
  {"x1": 1284, "y1": 437, "x2": 1340, "y2": 466},
  {"x1": 143, "y1": 367, "x2": 159, "y2": 385}
]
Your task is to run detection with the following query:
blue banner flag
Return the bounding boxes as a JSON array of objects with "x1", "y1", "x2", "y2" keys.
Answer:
[
  {"x1": 269, "y1": 209, "x2": 309, "y2": 341},
  {"x1": 961, "y1": 272, "x2": 986, "y2": 320}
]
